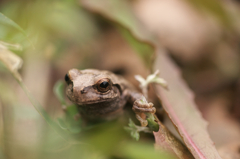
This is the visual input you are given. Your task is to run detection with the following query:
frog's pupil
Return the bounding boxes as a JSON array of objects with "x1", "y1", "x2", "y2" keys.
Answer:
[
  {"x1": 65, "y1": 74, "x2": 70, "y2": 82},
  {"x1": 100, "y1": 81, "x2": 109, "y2": 88}
]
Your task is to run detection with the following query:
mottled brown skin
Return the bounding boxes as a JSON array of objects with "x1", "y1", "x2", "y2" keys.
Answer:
[{"x1": 65, "y1": 68, "x2": 155, "y2": 124}]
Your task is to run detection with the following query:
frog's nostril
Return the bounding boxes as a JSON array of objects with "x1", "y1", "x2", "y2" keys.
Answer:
[{"x1": 81, "y1": 89, "x2": 86, "y2": 94}]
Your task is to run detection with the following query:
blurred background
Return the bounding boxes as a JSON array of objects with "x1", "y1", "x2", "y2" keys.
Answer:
[{"x1": 0, "y1": 0, "x2": 240, "y2": 158}]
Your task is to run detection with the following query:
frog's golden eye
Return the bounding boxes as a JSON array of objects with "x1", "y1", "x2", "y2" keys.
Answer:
[{"x1": 96, "y1": 78, "x2": 111, "y2": 93}]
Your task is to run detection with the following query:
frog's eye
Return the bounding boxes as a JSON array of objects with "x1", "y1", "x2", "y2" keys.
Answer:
[
  {"x1": 65, "y1": 73, "x2": 71, "y2": 84},
  {"x1": 96, "y1": 78, "x2": 111, "y2": 93}
]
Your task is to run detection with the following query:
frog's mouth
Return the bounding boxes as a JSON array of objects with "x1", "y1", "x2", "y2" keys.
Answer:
[{"x1": 75, "y1": 96, "x2": 118, "y2": 105}]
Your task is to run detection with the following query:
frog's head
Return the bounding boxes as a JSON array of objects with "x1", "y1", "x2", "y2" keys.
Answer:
[{"x1": 65, "y1": 68, "x2": 121, "y2": 105}]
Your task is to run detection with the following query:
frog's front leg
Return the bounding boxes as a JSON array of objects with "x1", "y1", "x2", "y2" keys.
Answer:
[
  {"x1": 133, "y1": 98, "x2": 156, "y2": 127},
  {"x1": 124, "y1": 90, "x2": 156, "y2": 126}
]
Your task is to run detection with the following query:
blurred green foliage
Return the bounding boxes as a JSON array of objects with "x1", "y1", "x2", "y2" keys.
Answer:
[
  {"x1": 0, "y1": 0, "x2": 99, "y2": 57},
  {"x1": 3, "y1": 0, "x2": 232, "y2": 158}
]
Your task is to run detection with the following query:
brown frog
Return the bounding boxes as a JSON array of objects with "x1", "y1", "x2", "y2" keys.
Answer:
[{"x1": 65, "y1": 68, "x2": 156, "y2": 125}]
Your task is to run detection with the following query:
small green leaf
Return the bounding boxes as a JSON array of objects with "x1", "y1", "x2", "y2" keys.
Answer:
[
  {"x1": 128, "y1": 118, "x2": 136, "y2": 128},
  {"x1": 125, "y1": 119, "x2": 140, "y2": 140},
  {"x1": 125, "y1": 118, "x2": 154, "y2": 140},
  {"x1": 131, "y1": 131, "x2": 140, "y2": 141}
]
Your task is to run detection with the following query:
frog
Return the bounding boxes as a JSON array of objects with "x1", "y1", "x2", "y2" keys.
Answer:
[{"x1": 65, "y1": 68, "x2": 156, "y2": 126}]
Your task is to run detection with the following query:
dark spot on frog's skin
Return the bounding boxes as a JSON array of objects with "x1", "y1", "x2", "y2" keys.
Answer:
[{"x1": 81, "y1": 88, "x2": 87, "y2": 94}]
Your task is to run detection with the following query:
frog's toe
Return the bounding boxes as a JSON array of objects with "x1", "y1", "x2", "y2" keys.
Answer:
[{"x1": 132, "y1": 100, "x2": 156, "y2": 114}]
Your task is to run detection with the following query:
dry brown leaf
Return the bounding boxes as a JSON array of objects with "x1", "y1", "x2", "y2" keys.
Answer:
[
  {"x1": 154, "y1": 119, "x2": 194, "y2": 159},
  {"x1": 154, "y1": 51, "x2": 222, "y2": 159}
]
